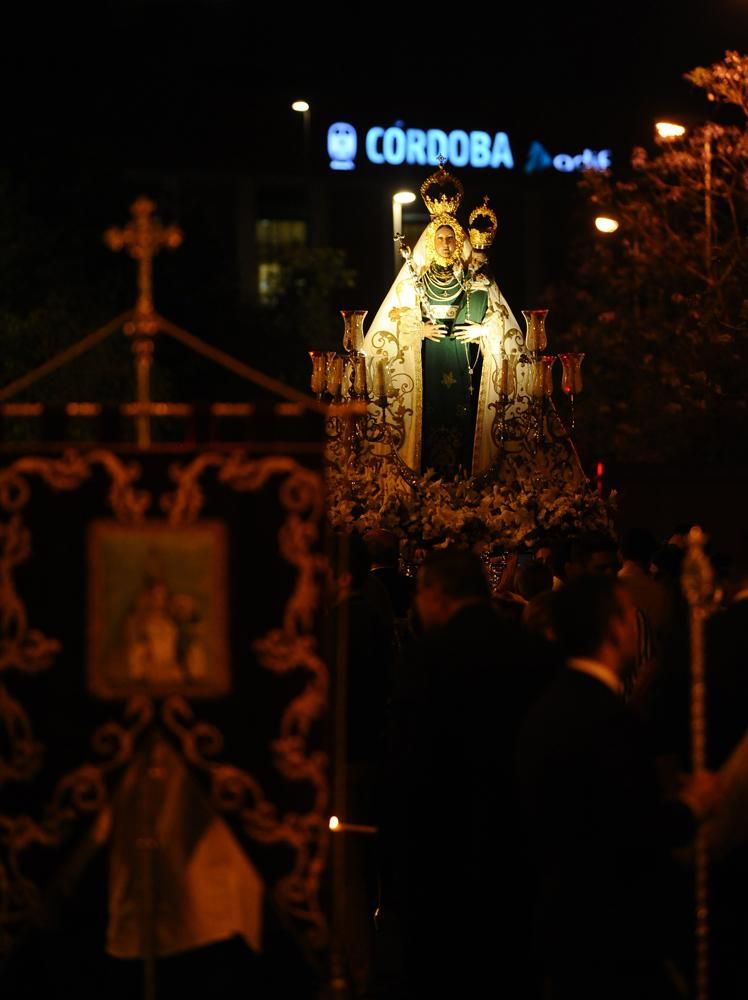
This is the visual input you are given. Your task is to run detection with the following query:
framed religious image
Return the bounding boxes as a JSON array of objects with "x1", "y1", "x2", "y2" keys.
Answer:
[{"x1": 87, "y1": 520, "x2": 230, "y2": 699}]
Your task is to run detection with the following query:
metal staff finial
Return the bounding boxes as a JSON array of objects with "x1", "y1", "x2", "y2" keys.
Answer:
[{"x1": 104, "y1": 197, "x2": 183, "y2": 447}]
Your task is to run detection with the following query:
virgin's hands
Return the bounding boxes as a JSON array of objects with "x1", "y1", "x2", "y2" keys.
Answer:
[
  {"x1": 422, "y1": 322, "x2": 446, "y2": 342},
  {"x1": 453, "y1": 322, "x2": 485, "y2": 343}
]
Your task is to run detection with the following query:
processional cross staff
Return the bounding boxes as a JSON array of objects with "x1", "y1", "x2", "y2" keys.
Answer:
[
  {"x1": 681, "y1": 525, "x2": 716, "y2": 1000},
  {"x1": 104, "y1": 196, "x2": 183, "y2": 446}
]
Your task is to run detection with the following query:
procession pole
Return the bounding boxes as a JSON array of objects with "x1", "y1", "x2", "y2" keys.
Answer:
[{"x1": 681, "y1": 525, "x2": 714, "y2": 1000}]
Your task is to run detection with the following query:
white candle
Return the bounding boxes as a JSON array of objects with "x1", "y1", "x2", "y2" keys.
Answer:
[
  {"x1": 354, "y1": 356, "x2": 367, "y2": 395},
  {"x1": 573, "y1": 362, "x2": 584, "y2": 394},
  {"x1": 499, "y1": 357, "x2": 509, "y2": 395},
  {"x1": 328, "y1": 357, "x2": 343, "y2": 395},
  {"x1": 532, "y1": 362, "x2": 545, "y2": 398},
  {"x1": 373, "y1": 358, "x2": 387, "y2": 397},
  {"x1": 507, "y1": 354, "x2": 518, "y2": 396},
  {"x1": 310, "y1": 355, "x2": 326, "y2": 394}
]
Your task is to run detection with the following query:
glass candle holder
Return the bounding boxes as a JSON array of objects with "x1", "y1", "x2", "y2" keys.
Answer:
[
  {"x1": 538, "y1": 354, "x2": 556, "y2": 396},
  {"x1": 522, "y1": 309, "x2": 549, "y2": 353},
  {"x1": 309, "y1": 351, "x2": 327, "y2": 394},
  {"x1": 327, "y1": 355, "x2": 344, "y2": 396},
  {"x1": 341, "y1": 310, "x2": 368, "y2": 353},
  {"x1": 558, "y1": 352, "x2": 585, "y2": 394}
]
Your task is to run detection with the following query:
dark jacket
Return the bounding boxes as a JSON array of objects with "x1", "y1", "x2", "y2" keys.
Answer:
[{"x1": 517, "y1": 667, "x2": 695, "y2": 979}]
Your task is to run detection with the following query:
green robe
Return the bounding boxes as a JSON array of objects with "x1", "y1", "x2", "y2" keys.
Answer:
[{"x1": 421, "y1": 266, "x2": 488, "y2": 478}]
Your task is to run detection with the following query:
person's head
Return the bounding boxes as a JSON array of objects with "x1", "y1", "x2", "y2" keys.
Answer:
[
  {"x1": 551, "y1": 575, "x2": 638, "y2": 674},
  {"x1": 577, "y1": 533, "x2": 620, "y2": 577},
  {"x1": 362, "y1": 528, "x2": 400, "y2": 569},
  {"x1": 434, "y1": 225, "x2": 457, "y2": 261},
  {"x1": 667, "y1": 523, "x2": 691, "y2": 548},
  {"x1": 548, "y1": 538, "x2": 578, "y2": 582},
  {"x1": 725, "y1": 531, "x2": 748, "y2": 600},
  {"x1": 148, "y1": 580, "x2": 170, "y2": 610},
  {"x1": 345, "y1": 531, "x2": 372, "y2": 591},
  {"x1": 534, "y1": 542, "x2": 554, "y2": 568},
  {"x1": 327, "y1": 530, "x2": 371, "y2": 603},
  {"x1": 515, "y1": 560, "x2": 554, "y2": 601},
  {"x1": 650, "y1": 543, "x2": 684, "y2": 583},
  {"x1": 620, "y1": 527, "x2": 658, "y2": 568},
  {"x1": 521, "y1": 589, "x2": 557, "y2": 643},
  {"x1": 415, "y1": 547, "x2": 490, "y2": 631}
]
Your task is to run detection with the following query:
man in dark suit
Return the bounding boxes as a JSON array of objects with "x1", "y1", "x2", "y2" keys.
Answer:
[
  {"x1": 517, "y1": 575, "x2": 718, "y2": 1000},
  {"x1": 362, "y1": 528, "x2": 415, "y2": 623},
  {"x1": 379, "y1": 548, "x2": 557, "y2": 999},
  {"x1": 704, "y1": 547, "x2": 748, "y2": 1000},
  {"x1": 706, "y1": 549, "x2": 748, "y2": 771}
]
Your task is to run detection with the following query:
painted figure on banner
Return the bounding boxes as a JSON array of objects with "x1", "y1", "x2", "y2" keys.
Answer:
[
  {"x1": 124, "y1": 576, "x2": 207, "y2": 685},
  {"x1": 88, "y1": 521, "x2": 229, "y2": 699}
]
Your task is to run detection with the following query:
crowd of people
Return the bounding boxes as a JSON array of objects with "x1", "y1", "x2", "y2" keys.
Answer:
[{"x1": 328, "y1": 525, "x2": 748, "y2": 999}]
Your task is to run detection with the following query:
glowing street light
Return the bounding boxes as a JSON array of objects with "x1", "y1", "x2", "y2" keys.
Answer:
[
  {"x1": 594, "y1": 215, "x2": 620, "y2": 234},
  {"x1": 655, "y1": 117, "x2": 714, "y2": 277},
  {"x1": 594, "y1": 213, "x2": 641, "y2": 319},
  {"x1": 392, "y1": 191, "x2": 417, "y2": 276},
  {"x1": 655, "y1": 120, "x2": 686, "y2": 140},
  {"x1": 292, "y1": 100, "x2": 311, "y2": 165}
]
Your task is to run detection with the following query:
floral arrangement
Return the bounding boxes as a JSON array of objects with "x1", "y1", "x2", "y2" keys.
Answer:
[{"x1": 326, "y1": 459, "x2": 617, "y2": 557}]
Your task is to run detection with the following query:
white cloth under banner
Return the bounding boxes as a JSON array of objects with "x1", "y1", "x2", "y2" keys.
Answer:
[{"x1": 107, "y1": 736, "x2": 263, "y2": 958}]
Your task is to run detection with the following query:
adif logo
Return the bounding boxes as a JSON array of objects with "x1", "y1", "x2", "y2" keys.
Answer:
[{"x1": 328, "y1": 122, "x2": 357, "y2": 170}]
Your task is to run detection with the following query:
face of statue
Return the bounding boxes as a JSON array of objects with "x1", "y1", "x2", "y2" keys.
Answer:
[{"x1": 434, "y1": 225, "x2": 457, "y2": 260}]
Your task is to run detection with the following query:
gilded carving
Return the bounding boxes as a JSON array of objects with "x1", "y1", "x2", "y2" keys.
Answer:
[
  {"x1": 0, "y1": 696, "x2": 153, "y2": 946},
  {"x1": 0, "y1": 685, "x2": 43, "y2": 784},
  {"x1": 0, "y1": 515, "x2": 61, "y2": 675}
]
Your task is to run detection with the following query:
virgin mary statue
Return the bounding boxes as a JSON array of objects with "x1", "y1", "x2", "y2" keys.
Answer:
[{"x1": 363, "y1": 163, "x2": 523, "y2": 480}]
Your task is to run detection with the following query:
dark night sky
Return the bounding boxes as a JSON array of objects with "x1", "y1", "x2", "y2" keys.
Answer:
[
  {"x1": 2, "y1": 0, "x2": 747, "y2": 353},
  {"x1": 0, "y1": 0, "x2": 746, "y2": 488},
  {"x1": 6, "y1": 1, "x2": 748, "y2": 168}
]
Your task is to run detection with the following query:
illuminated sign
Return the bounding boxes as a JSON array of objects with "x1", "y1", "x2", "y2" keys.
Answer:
[
  {"x1": 364, "y1": 126, "x2": 514, "y2": 169},
  {"x1": 326, "y1": 122, "x2": 611, "y2": 174},
  {"x1": 328, "y1": 122, "x2": 357, "y2": 171},
  {"x1": 524, "y1": 140, "x2": 611, "y2": 174}
]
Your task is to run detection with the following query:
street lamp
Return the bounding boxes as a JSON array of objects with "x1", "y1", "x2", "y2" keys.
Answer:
[
  {"x1": 593, "y1": 214, "x2": 641, "y2": 321},
  {"x1": 291, "y1": 100, "x2": 311, "y2": 164},
  {"x1": 392, "y1": 191, "x2": 416, "y2": 276},
  {"x1": 594, "y1": 215, "x2": 619, "y2": 234},
  {"x1": 655, "y1": 118, "x2": 713, "y2": 278},
  {"x1": 654, "y1": 120, "x2": 686, "y2": 140}
]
